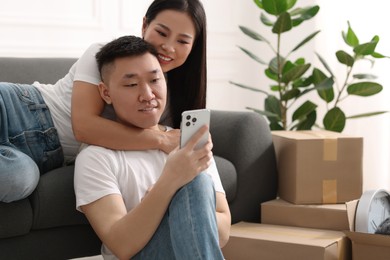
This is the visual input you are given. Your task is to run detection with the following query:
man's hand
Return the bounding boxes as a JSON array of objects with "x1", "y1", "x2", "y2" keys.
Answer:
[{"x1": 161, "y1": 125, "x2": 213, "y2": 190}]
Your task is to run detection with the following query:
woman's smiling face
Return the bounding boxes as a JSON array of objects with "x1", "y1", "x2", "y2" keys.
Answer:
[{"x1": 142, "y1": 9, "x2": 196, "y2": 73}]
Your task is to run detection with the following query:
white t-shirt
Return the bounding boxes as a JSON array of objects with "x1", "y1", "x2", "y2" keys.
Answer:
[
  {"x1": 74, "y1": 143, "x2": 225, "y2": 259},
  {"x1": 33, "y1": 43, "x2": 104, "y2": 161}
]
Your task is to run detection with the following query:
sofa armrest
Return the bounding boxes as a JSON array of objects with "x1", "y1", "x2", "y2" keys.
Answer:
[{"x1": 210, "y1": 110, "x2": 278, "y2": 223}]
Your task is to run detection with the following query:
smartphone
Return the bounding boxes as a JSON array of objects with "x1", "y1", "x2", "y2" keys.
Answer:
[{"x1": 180, "y1": 109, "x2": 210, "y2": 149}]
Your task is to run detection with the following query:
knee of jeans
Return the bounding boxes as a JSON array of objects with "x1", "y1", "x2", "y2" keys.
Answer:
[
  {"x1": 190, "y1": 173, "x2": 215, "y2": 196},
  {"x1": 0, "y1": 146, "x2": 40, "y2": 202}
]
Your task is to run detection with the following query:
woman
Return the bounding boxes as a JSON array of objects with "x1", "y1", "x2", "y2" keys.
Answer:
[{"x1": 0, "y1": 0, "x2": 208, "y2": 203}]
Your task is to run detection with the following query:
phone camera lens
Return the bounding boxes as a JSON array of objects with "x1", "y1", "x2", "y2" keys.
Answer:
[
  {"x1": 192, "y1": 117, "x2": 197, "y2": 122},
  {"x1": 186, "y1": 122, "x2": 191, "y2": 127},
  {"x1": 186, "y1": 115, "x2": 191, "y2": 120}
]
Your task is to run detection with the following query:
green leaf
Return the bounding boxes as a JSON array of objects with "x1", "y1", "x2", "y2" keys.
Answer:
[
  {"x1": 354, "y1": 36, "x2": 379, "y2": 56},
  {"x1": 292, "y1": 100, "x2": 317, "y2": 121},
  {"x1": 229, "y1": 81, "x2": 270, "y2": 95},
  {"x1": 315, "y1": 52, "x2": 335, "y2": 78},
  {"x1": 293, "y1": 76, "x2": 312, "y2": 88},
  {"x1": 291, "y1": 6, "x2": 320, "y2": 27},
  {"x1": 265, "y1": 68, "x2": 278, "y2": 81},
  {"x1": 269, "y1": 56, "x2": 285, "y2": 74},
  {"x1": 347, "y1": 82, "x2": 383, "y2": 96},
  {"x1": 323, "y1": 107, "x2": 346, "y2": 132},
  {"x1": 237, "y1": 46, "x2": 267, "y2": 65},
  {"x1": 371, "y1": 52, "x2": 388, "y2": 58},
  {"x1": 291, "y1": 30, "x2": 321, "y2": 53},
  {"x1": 294, "y1": 57, "x2": 305, "y2": 65},
  {"x1": 353, "y1": 73, "x2": 377, "y2": 80},
  {"x1": 312, "y1": 68, "x2": 334, "y2": 102},
  {"x1": 265, "y1": 95, "x2": 282, "y2": 120},
  {"x1": 282, "y1": 60, "x2": 295, "y2": 74},
  {"x1": 316, "y1": 78, "x2": 335, "y2": 103},
  {"x1": 263, "y1": 0, "x2": 290, "y2": 15},
  {"x1": 347, "y1": 111, "x2": 388, "y2": 119},
  {"x1": 336, "y1": 50, "x2": 355, "y2": 67},
  {"x1": 253, "y1": 0, "x2": 263, "y2": 9},
  {"x1": 286, "y1": 0, "x2": 297, "y2": 10},
  {"x1": 270, "y1": 84, "x2": 281, "y2": 91},
  {"x1": 295, "y1": 110, "x2": 317, "y2": 130},
  {"x1": 270, "y1": 122, "x2": 284, "y2": 130},
  {"x1": 260, "y1": 12, "x2": 274, "y2": 26},
  {"x1": 272, "y1": 12, "x2": 292, "y2": 34},
  {"x1": 239, "y1": 26, "x2": 271, "y2": 44},
  {"x1": 281, "y1": 88, "x2": 300, "y2": 101},
  {"x1": 281, "y1": 63, "x2": 311, "y2": 84},
  {"x1": 342, "y1": 21, "x2": 359, "y2": 47}
]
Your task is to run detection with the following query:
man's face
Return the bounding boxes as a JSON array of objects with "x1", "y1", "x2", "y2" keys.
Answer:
[{"x1": 99, "y1": 53, "x2": 167, "y2": 130}]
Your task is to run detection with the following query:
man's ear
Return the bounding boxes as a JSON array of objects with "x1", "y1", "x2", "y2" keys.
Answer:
[
  {"x1": 141, "y1": 16, "x2": 147, "y2": 38},
  {"x1": 98, "y1": 82, "x2": 112, "y2": 104}
]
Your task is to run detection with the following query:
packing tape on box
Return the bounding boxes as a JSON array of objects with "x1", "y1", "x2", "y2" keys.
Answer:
[
  {"x1": 301, "y1": 131, "x2": 338, "y2": 161},
  {"x1": 323, "y1": 138, "x2": 338, "y2": 161},
  {"x1": 323, "y1": 179, "x2": 337, "y2": 204}
]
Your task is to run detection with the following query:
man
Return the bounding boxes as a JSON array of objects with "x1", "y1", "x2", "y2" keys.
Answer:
[{"x1": 74, "y1": 35, "x2": 230, "y2": 260}]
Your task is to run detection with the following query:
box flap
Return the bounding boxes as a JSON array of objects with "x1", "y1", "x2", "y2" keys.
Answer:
[
  {"x1": 345, "y1": 231, "x2": 390, "y2": 247},
  {"x1": 345, "y1": 199, "x2": 359, "y2": 231},
  {"x1": 231, "y1": 222, "x2": 344, "y2": 248}
]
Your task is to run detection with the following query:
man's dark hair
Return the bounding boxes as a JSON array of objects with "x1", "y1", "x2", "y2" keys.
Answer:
[{"x1": 96, "y1": 35, "x2": 158, "y2": 81}]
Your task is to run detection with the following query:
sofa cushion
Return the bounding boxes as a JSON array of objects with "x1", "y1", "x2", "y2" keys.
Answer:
[
  {"x1": 30, "y1": 165, "x2": 89, "y2": 230},
  {"x1": 0, "y1": 199, "x2": 32, "y2": 239}
]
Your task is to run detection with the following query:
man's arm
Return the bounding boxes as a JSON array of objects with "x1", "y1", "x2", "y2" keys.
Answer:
[
  {"x1": 215, "y1": 192, "x2": 231, "y2": 248},
  {"x1": 81, "y1": 177, "x2": 178, "y2": 260}
]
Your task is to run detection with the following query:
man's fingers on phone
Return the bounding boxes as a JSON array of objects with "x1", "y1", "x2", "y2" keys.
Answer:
[{"x1": 185, "y1": 125, "x2": 209, "y2": 149}]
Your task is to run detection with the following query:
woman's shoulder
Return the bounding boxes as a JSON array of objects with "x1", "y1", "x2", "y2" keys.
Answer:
[{"x1": 84, "y1": 42, "x2": 106, "y2": 55}]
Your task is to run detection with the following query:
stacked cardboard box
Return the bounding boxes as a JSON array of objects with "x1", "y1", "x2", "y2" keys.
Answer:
[
  {"x1": 271, "y1": 130, "x2": 363, "y2": 204},
  {"x1": 222, "y1": 130, "x2": 365, "y2": 260},
  {"x1": 261, "y1": 198, "x2": 355, "y2": 231},
  {"x1": 222, "y1": 222, "x2": 350, "y2": 260}
]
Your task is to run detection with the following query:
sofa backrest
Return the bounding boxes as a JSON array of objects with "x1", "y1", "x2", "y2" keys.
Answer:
[{"x1": 0, "y1": 57, "x2": 77, "y2": 84}]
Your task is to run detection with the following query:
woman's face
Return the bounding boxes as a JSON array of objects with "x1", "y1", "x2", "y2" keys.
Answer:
[{"x1": 142, "y1": 10, "x2": 196, "y2": 73}]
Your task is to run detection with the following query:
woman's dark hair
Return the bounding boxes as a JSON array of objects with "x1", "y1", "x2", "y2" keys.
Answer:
[{"x1": 145, "y1": 0, "x2": 207, "y2": 128}]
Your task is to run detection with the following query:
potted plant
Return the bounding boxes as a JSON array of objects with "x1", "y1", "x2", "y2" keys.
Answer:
[{"x1": 230, "y1": 0, "x2": 387, "y2": 132}]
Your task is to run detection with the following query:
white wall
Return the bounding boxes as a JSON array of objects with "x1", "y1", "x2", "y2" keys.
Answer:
[{"x1": 0, "y1": 0, "x2": 389, "y2": 191}]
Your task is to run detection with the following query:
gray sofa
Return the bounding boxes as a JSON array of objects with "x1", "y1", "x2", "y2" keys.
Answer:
[{"x1": 0, "y1": 57, "x2": 278, "y2": 259}]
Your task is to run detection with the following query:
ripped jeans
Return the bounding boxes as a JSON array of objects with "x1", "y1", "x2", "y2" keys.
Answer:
[{"x1": 0, "y1": 83, "x2": 63, "y2": 203}]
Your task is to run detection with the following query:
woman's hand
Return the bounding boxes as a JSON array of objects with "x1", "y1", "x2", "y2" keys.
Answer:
[{"x1": 159, "y1": 129, "x2": 180, "y2": 153}]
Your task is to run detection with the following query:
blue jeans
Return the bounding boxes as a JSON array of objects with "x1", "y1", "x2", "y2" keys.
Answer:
[
  {"x1": 0, "y1": 83, "x2": 63, "y2": 203},
  {"x1": 132, "y1": 173, "x2": 224, "y2": 260}
]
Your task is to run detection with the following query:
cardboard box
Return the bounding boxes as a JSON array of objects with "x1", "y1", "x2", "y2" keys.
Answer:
[
  {"x1": 272, "y1": 130, "x2": 363, "y2": 204},
  {"x1": 261, "y1": 198, "x2": 356, "y2": 231},
  {"x1": 344, "y1": 198, "x2": 390, "y2": 260},
  {"x1": 222, "y1": 222, "x2": 350, "y2": 260},
  {"x1": 345, "y1": 231, "x2": 390, "y2": 260}
]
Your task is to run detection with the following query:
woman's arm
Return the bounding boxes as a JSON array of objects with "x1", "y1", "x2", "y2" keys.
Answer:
[
  {"x1": 71, "y1": 81, "x2": 180, "y2": 153},
  {"x1": 215, "y1": 192, "x2": 231, "y2": 248}
]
